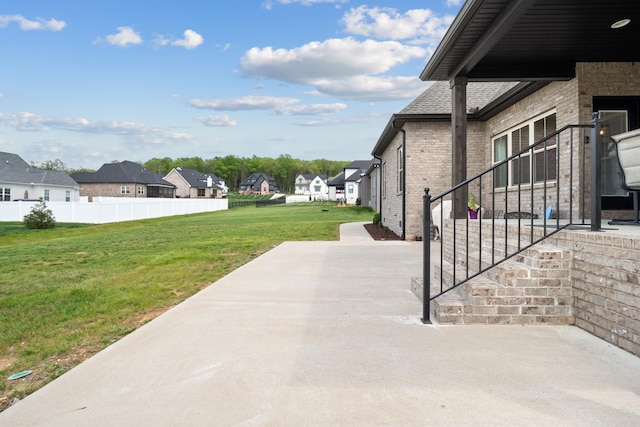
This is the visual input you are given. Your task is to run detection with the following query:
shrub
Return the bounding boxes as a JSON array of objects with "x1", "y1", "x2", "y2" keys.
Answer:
[
  {"x1": 373, "y1": 212, "x2": 381, "y2": 226},
  {"x1": 23, "y1": 199, "x2": 56, "y2": 229}
]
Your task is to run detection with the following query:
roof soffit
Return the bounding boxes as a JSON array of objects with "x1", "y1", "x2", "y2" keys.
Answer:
[{"x1": 421, "y1": 0, "x2": 640, "y2": 82}]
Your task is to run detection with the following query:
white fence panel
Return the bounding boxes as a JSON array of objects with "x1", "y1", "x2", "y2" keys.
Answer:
[{"x1": 0, "y1": 198, "x2": 228, "y2": 224}]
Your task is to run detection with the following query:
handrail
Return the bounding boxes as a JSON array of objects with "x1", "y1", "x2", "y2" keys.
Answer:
[{"x1": 421, "y1": 123, "x2": 596, "y2": 324}]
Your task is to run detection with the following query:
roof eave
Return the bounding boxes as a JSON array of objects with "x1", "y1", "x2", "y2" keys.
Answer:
[{"x1": 420, "y1": 0, "x2": 486, "y2": 81}]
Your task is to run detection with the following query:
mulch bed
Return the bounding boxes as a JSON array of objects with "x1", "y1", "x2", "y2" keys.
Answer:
[{"x1": 363, "y1": 223, "x2": 402, "y2": 240}]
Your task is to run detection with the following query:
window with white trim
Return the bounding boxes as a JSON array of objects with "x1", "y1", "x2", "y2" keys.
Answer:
[
  {"x1": 121, "y1": 186, "x2": 130, "y2": 194},
  {"x1": 137, "y1": 186, "x2": 145, "y2": 195},
  {"x1": 65, "y1": 190, "x2": 71, "y2": 202},
  {"x1": 44, "y1": 189, "x2": 50, "y2": 201},
  {"x1": 1, "y1": 188, "x2": 10, "y2": 201},
  {"x1": 492, "y1": 112, "x2": 557, "y2": 188}
]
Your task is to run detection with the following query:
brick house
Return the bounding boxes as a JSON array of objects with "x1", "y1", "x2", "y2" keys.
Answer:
[
  {"x1": 71, "y1": 161, "x2": 175, "y2": 200},
  {"x1": 373, "y1": 0, "x2": 640, "y2": 357},
  {"x1": 164, "y1": 167, "x2": 227, "y2": 199},
  {"x1": 238, "y1": 173, "x2": 279, "y2": 195},
  {"x1": 372, "y1": 81, "x2": 532, "y2": 239}
]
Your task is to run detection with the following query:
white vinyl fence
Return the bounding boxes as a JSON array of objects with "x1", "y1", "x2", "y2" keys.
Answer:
[{"x1": 1, "y1": 197, "x2": 228, "y2": 224}]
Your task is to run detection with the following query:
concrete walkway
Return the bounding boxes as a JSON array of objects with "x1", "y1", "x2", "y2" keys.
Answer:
[{"x1": 2, "y1": 222, "x2": 640, "y2": 426}]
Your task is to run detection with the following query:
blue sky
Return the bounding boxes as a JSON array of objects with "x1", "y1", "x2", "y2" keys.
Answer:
[{"x1": 1, "y1": 0, "x2": 463, "y2": 169}]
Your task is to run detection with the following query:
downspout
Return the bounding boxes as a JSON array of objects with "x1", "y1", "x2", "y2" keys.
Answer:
[
  {"x1": 374, "y1": 155, "x2": 383, "y2": 218},
  {"x1": 392, "y1": 120, "x2": 406, "y2": 240}
]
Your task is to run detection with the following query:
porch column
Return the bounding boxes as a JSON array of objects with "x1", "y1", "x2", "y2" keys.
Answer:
[{"x1": 451, "y1": 76, "x2": 468, "y2": 219}]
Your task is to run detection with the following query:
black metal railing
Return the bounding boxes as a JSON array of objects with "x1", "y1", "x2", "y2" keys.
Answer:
[{"x1": 421, "y1": 121, "x2": 600, "y2": 323}]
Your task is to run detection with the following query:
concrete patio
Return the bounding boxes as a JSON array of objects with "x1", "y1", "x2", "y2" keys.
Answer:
[{"x1": 1, "y1": 222, "x2": 639, "y2": 426}]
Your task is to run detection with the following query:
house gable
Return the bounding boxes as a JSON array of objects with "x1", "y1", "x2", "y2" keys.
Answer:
[
  {"x1": 0, "y1": 151, "x2": 80, "y2": 202},
  {"x1": 239, "y1": 172, "x2": 279, "y2": 194}
]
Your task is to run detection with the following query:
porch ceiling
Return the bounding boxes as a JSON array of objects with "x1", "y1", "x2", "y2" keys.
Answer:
[{"x1": 421, "y1": 0, "x2": 640, "y2": 81}]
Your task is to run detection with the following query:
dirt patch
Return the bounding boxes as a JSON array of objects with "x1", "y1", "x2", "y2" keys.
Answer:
[{"x1": 363, "y1": 223, "x2": 401, "y2": 241}]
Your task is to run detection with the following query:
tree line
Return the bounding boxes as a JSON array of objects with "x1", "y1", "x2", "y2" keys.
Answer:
[{"x1": 34, "y1": 155, "x2": 350, "y2": 194}]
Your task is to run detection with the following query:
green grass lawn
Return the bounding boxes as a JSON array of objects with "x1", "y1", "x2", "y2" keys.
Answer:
[{"x1": 0, "y1": 202, "x2": 373, "y2": 410}]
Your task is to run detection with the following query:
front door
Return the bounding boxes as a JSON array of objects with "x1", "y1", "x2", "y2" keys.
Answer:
[{"x1": 594, "y1": 97, "x2": 640, "y2": 211}]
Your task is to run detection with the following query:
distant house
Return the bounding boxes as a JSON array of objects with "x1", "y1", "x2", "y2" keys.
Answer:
[
  {"x1": 360, "y1": 159, "x2": 380, "y2": 210},
  {"x1": 238, "y1": 173, "x2": 279, "y2": 195},
  {"x1": 294, "y1": 174, "x2": 328, "y2": 200},
  {"x1": 164, "y1": 167, "x2": 228, "y2": 199},
  {"x1": 0, "y1": 151, "x2": 80, "y2": 202},
  {"x1": 70, "y1": 161, "x2": 175, "y2": 200},
  {"x1": 344, "y1": 160, "x2": 376, "y2": 205},
  {"x1": 327, "y1": 172, "x2": 345, "y2": 202}
]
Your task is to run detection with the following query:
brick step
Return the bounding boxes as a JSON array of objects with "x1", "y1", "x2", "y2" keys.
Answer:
[
  {"x1": 445, "y1": 242, "x2": 570, "y2": 271},
  {"x1": 414, "y1": 243, "x2": 573, "y2": 325}
]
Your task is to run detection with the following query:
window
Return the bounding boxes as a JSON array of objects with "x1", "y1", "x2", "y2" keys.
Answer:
[
  {"x1": 1, "y1": 188, "x2": 10, "y2": 201},
  {"x1": 197, "y1": 188, "x2": 205, "y2": 197},
  {"x1": 348, "y1": 184, "x2": 354, "y2": 194},
  {"x1": 44, "y1": 189, "x2": 50, "y2": 201},
  {"x1": 65, "y1": 190, "x2": 71, "y2": 202},
  {"x1": 121, "y1": 186, "x2": 130, "y2": 194},
  {"x1": 314, "y1": 185, "x2": 321, "y2": 192},
  {"x1": 492, "y1": 112, "x2": 557, "y2": 188},
  {"x1": 137, "y1": 186, "x2": 145, "y2": 195},
  {"x1": 397, "y1": 145, "x2": 404, "y2": 193}
]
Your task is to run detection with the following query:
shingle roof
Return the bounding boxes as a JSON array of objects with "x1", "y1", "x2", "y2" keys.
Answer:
[
  {"x1": 400, "y1": 81, "x2": 519, "y2": 115},
  {"x1": 345, "y1": 160, "x2": 375, "y2": 171},
  {"x1": 328, "y1": 172, "x2": 345, "y2": 186},
  {"x1": 239, "y1": 172, "x2": 279, "y2": 192},
  {"x1": 371, "y1": 81, "x2": 542, "y2": 157},
  {"x1": 70, "y1": 161, "x2": 174, "y2": 187},
  {"x1": 173, "y1": 166, "x2": 224, "y2": 189},
  {"x1": 0, "y1": 151, "x2": 79, "y2": 187},
  {"x1": 298, "y1": 173, "x2": 328, "y2": 181}
]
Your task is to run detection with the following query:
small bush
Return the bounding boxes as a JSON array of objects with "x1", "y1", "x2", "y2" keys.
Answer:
[
  {"x1": 23, "y1": 199, "x2": 56, "y2": 229},
  {"x1": 373, "y1": 212, "x2": 381, "y2": 226}
]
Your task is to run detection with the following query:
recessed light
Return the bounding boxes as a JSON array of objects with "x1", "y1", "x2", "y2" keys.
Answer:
[{"x1": 611, "y1": 18, "x2": 631, "y2": 29}]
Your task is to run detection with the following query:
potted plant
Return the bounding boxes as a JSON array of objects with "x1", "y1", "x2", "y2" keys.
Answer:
[{"x1": 468, "y1": 191, "x2": 479, "y2": 220}]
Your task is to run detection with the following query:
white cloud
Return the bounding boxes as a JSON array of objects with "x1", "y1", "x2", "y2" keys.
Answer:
[
  {"x1": 195, "y1": 115, "x2": 238, "y2": 127},
  {"x1": 0, "y1": 112, "x2": 192, "y2": 145},
  {"x1": 188, "y1": 96, "x2": 299, "y2": 111},
  {"x1": 171, "y1": 29, "x2": 204, "y2": 49},
  {"x1": 312, "y1": 75, "x2": 427, "y2": 101},
  {"x1": 0, "y1": 14, "x2": 66, "y2": 31},
  {"x1": 341, "y1": 6, "x2": 454, "y2": 41},
  {"x1": 240, "y1": 37, "x2": 426, "y2": 100},
  {"x1": 277, "y1": 103, "x2": 347, "y2": 116},
  {"x1": 102, "y1": 26, "x2": 143, "y2": 47},
  {"x1": 262, "y1": 0, "x2": 347, "y2": 9},
  {"x1": 187, "y1": 96, "x2": 346, "y2": 116},
  {"x1": 241, "y1": 37, "x2": 425, "y2": 83},
  {"x1": 0, "y1": 92, "x2": 5, "y2": 98},
  {"x1": 152, "y1": 34, "x2": 170, "y2": 48},
  {"x1": 447, "y1": 0, "x2": 464, "y2": 7},
  {"x1": 154, "y1": 29, "x2": 204, "y2": 49}
]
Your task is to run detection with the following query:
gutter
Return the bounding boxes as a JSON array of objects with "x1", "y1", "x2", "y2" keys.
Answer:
[{"x1": 373, "y1": 155, "x2": 382, "y2": 219}]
